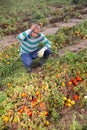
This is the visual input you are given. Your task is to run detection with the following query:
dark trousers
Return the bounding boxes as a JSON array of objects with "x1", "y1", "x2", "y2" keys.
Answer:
[{"x1": 21, "y1": 48, "x2": 51, "y2": 68}]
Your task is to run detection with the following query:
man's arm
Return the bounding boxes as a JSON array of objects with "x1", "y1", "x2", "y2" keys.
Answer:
[{"x1": 17, "y1": 29, "x2": 31, "y2": 42}]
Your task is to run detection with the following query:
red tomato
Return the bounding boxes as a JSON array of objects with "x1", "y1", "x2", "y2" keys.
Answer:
[
  {"x1": 72, "y1": 94, "x2": 80, "y2": 100},
  {"x1": 27, "y1": 110, "x2": 32, "y2": 117}
]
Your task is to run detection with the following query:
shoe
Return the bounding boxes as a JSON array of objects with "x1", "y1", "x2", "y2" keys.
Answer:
[{"x1": 26, "y1": 67, "x2": 31, "y2": 72}]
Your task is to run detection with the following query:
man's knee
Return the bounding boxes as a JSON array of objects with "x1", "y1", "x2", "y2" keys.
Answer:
[
  {"x1": 44, "y1": 49, "x2": 51, "y2": 57},
  {"x1": 24, "y1": 60, "x2": 32, "y2": 67},
  {"x1": 21, "y1": 53, "x2": 32, "y2": 67}
]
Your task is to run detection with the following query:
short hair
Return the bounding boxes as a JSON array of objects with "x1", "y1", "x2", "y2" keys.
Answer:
[{"x1": 31, "y1": 24, "x2": 40, "y2": 31}]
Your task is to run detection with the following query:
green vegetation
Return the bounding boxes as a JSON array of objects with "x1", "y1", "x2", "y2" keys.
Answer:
[
  {"x1": 0, "y1": 0, "x2": 87, "y2": 38},
  {"x1": 0, "y1": 0, "x2": 87, "y2": 129},
  {"x1": 0, "y1": 22, "x2": 87, "y2": 129}
]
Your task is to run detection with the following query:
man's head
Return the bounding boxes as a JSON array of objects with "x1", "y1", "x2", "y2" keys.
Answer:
[{"x1": 31, "y1": 24, "x2": 40, "y2": 38}]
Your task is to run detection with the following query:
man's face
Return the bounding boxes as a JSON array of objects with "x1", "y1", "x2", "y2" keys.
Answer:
[{"x1": 31, "y1": 28, "x2": 40, "y2": 38}]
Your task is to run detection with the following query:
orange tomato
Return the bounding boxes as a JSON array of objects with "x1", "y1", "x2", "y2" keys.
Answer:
[
  {"x1": 27, "y1": 110, "x2": 32, "y2": 117},
  {"x1": 72, "y1": 94, "x2": 80, "y2": 100},
  {"x1": 31, "y1": 101, "x2": 37, "y2": 108},
  {"x1": 18, "y1": 112, "x2": 22, "y2": 117},
  {"x1": 18, "y1": 107, "x2": 24, "y2": 113},
  {"x1": 39, "y1": 102, "x2": 46, "y2": 110},
  {"x1": 7, "y1": 83, "x2": 11, "y2": 87},
  {"x1": 21, "y1": 92, "x2": 27, "y2": 98},
  {"x1": 72, "y1": 79, "x2": 78, "y2": 86},
  {"x1": 75, "y1": 76, "x2": 82, "y2": 81},
  {"x1": 31, "y1": 98, "x2": 37, "y2": 108},
  {"x1": 64, "y1": 103, "x2": 68, "y2": 107},
  {"x1": 23, "y1": 105, "x2": 28, "y2": 110},
  {"x1": 36, "y1": 91, "x2": 40, "y2": 96},
  {"x1": 32, "y1": 97, "x2": 37, "y2": 102},
  {"x1": 44, "y1": 111, "x2": 49, "y2": 116},
  {"x1": 68, "y1": 81, "x2": 72, "y2": 85},
  {"x1": 85, "y1": 73, "x2": 87, "y2": 77}
]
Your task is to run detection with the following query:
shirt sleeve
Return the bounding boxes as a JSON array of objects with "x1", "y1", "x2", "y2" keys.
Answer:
[
  {"x1": 17, "y1": 29, "x2": 31, "y2": 41},
  {"x1": 41, "y1": 33, "x2": 51, "y2": 48}
]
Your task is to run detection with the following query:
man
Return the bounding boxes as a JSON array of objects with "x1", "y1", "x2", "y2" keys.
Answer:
[{"x1": 17, "y1": 24, "x2": 52, "y2": 72}]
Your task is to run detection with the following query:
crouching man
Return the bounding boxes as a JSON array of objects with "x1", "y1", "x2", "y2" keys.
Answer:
[{"x1": 17, "y1": 24, "x2": 52, "y2": 72}]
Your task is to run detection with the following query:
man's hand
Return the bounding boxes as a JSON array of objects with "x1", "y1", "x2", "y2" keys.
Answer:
[
  {"x1": 37, "y1": 46, "x2": 47, "y2": 58},
  {"x1": 38, "y1": 49, "x2": 44, "y2": 58}
]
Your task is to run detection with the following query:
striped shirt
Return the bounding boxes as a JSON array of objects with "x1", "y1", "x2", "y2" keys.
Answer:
[{"x1": 17, "y1": 29, "x2": 51, "y2": 54}]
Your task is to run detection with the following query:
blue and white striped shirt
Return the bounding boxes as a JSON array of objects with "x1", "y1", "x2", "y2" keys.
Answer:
[{"x1": 17, "y1": 29, "x2": 51, "y2": 54}]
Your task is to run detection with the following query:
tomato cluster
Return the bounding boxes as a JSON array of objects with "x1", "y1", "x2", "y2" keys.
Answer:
[
  {"x1": 64, "y1": 75, "x2": 83, "y2": 107},
  {"x1": 17, "y1": 92, "x2": 49, "y2": 119}
]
